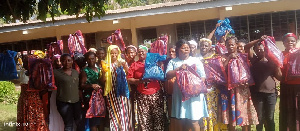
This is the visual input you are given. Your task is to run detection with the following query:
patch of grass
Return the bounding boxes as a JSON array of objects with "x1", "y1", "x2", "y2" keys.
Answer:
[{"x1": 0, "y1": 103, "x2": 17, "y2": 131}]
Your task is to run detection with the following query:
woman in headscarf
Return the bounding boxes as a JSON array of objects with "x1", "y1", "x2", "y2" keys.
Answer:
[
  {"x1": 280, "y1": 33, "x2": 300, "y2": 131},
  {"x1": 198, "y1": 38, "x2": 228, "y2": 131},
  {"x1": 127, "y1": 45, "x2": 164, "y2": 131},
  {"x1": 189, "y1": 40, "x2": 199, "y2": 57},
  {"x1": 102, "y1": 45, "x2": 132, "y2": 131}
]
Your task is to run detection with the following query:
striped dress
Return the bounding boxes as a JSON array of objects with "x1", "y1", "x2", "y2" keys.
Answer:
[{"x1": 106, "y1": 63, "x2": 133, "y2": 131}]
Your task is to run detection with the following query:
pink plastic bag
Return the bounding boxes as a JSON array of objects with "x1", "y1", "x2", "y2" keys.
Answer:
[
  {"x1": 68, "y1": 30, "x2": 87, "y2": 56},
  {"x1": 86, "y1": 89, "x2": 106, "y2": 118},
  {"x1": 107, "y1": 29, "x2": 126, "y2": 52},
  {"x1": 262, "y1": 36, "x2": 284, "y2": 68},
  {"x1": 204, "y1": 56, "x2": 227, "y2": 87},
  {"x1": 227, "y1": 54, "x2": 254, "y2": 90},
  {"x1": 215, "y1": 42, "x2": 228, "y2": 55},
  {"x1": 285, "y1": 48, "x2": 300, "y2": 82},
  {"x1": 176, "y1": 64, "x2": 207, "y2": 101},
  {"x1": 150, "y1": 35, "x2": 168, "y2": 55}
]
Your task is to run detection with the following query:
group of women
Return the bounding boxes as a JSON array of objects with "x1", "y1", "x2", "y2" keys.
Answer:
[
  {"x1": 54, "y1": 29, "x2": 300, "y2": 131},
  {"x1": 16, "y1": 27, "x2": 299, "y2": 131}
]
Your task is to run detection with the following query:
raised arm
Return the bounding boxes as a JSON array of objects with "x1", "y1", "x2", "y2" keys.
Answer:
[
  {"x1": 207, "y1": 23, "x2": 221, "y2": 40},
  {"x1": 245, "y1": 35, "x2": 267, "y2": 60}
]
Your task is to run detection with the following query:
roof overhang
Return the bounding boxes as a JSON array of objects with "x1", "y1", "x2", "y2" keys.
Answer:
[{"x1": 0, "y1": 0, "x2": 277, "y2": 33}]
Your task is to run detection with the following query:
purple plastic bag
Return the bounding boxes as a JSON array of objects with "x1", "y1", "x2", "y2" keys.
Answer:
[
  {"x1": 86, "y1": 89, "x2": 106, "y2": 118},
  {"x1": 262, "y1": 36, "x2": 284, "y2": 68},
  {"x1": 176, "y1": 64, "x2": 207, "y2": 101},
  {"x1": 285, "y1": 48, "x2": 300, "y2": 82},
  {"x1": 227, "y1": 54, "x2": 254, "y2": 90},
  {"x1": 204, "y1": 56, "x2": 227, "y2": 87}
]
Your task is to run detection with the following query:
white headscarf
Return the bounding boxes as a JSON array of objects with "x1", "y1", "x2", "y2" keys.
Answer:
[{"x1": 188, "y1": 40, "x2": 198, "y2": 48}]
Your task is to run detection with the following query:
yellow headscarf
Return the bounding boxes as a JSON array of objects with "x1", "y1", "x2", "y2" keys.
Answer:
[
  {"x1": 33, "y1": 50, "x2": 46, "y2": 58},
  {"x1": 102, "y1": 45, "x2": 122, "y2": 96}
]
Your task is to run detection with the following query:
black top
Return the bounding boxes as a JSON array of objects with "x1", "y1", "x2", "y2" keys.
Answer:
[{"x1": 250, "y1": 57, "x2": 276, "y2": 93}]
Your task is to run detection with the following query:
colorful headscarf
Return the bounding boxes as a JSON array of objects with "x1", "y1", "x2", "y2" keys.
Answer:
[
  {"x1": 33, "y1": 50, "x2": 46, "y2": 58},
  {"x1": 139, "y1": 45, "x2": 148, "y2": 51},
  {"x1": 199, "y1": 38, "x2": 212, "y2": 45},
  {"x1": 126, "y1": 45, "x2": 137, "y2": 52},
  {"x1": 283, "y1": 33, "x2": 297, "y2": 42},
  {"x1": 103, "y1": 45, "x2": 122, "y2": 96},
  {"x1": 188, "y1": 40, "x2": 198, "y2": 48}
]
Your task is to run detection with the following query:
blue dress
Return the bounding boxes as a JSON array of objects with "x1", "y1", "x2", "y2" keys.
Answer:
[{"x1": 166, "y1": 56, "x2": 208, "y2": 120}]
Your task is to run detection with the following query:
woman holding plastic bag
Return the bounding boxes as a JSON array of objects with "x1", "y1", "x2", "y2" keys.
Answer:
[
  {"x1": 127, "y1": 45, "x2": 164, "y2": 131},
  {"x1": 166, "y1": 39, "x2": 208, "y2": 131},
  {"x1": 198, "y1": 38, "x2": 228, "y2": 131},
  {"x1": 221, "y1": 36, "x2": 258, "y2": 131},
  {"x1": 243, "y1": 35, "x2": 282, "y2": 131},
  {"x1": 102, "y1": 45, "x2": 132, "y2": 131},
  {"x1": 80, "y1": 51, "x2": 106, "y2": 131},
  {"x1": 280, "y1": 33, "x2": 300, "y2": 131}
]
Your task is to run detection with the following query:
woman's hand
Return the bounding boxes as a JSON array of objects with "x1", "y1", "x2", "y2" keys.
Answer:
[
  {"x1": 228, "y1": 53, "x2": 237, "y2": 59},
  {"x1": 260, "y1": 35, "x2": 268, "y2": 41},
  {"x1": 92, "y1": 84, "x2": 102, "y2": 90}
]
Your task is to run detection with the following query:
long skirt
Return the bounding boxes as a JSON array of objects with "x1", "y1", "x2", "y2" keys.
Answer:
[
  {"x1": 201, "y1": 88, "x2": 228, "y2": 131},
  {"x1": 280, "y1": 84, "x2": 300, "y2": 131},
  {"x1": 17, "y1": 84, "x2": 49, "y2": 131},
  {"x1": 219, "y1": 85, "x2": 259, "y2": 126},
  {"x1": 136, "y1": 90, "x2": 164, "y2": 131},
  {"x1": 106, "y1": 84, "x2": 132, "y2": 131}
]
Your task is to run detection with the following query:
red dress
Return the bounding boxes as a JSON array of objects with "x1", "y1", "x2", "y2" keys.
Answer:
[{"x1": 17, "y1": 84, "x2": 49, "y2": 131}]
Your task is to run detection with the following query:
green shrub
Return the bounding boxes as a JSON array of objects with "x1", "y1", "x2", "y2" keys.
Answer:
[{"x1": 0, "y1": 81, "x2": 19, "y2": 104}]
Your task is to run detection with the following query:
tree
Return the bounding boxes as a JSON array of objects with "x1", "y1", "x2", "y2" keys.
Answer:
[{"x1": 0, "y1": 0, "x2": 107, "y2": 23}]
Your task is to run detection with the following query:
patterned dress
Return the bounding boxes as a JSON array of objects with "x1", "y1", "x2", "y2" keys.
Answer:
[
  {"x1": 200, "y1": 54, "x2": 228, "y2": 131},
  {"x1": 106, "y1": 63, "x2": 133, "y2": 131},
  {"x1": 220, "y1": 85, "x2": 259, "y2": 126},
  {"x1": 17, "y1": 84, "x2": 49, "y2": 131}
]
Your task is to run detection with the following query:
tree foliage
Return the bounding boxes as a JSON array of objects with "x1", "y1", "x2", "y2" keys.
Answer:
[
  {"x1": 0, "y1": 0, "x2": 107, "y2": 23},
  {"x1": 0, "y1": 0, "x2": 182, "y2": 24}
]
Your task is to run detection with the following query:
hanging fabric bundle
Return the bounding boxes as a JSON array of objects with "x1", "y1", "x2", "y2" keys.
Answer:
[
  {"x1": 215, "y1": 43, "x2": 228, "y2": 55},
  {"x1": 107, "y1": 29, "x2": 126, "y2": 52},
  {"x1": 116, "y1": 66, "x2": 130, "y2": 98},
  {"x1": 285, "y1": 48, "x2": 300, "y2": 82},
  {"x1": 150, "y1": 35, "x2": 168, "y2": 55},
  {"x1": 85, "y1": 89, "x2": 106, "y2": 118},
  {"x1": 142, "y1": 53, "x2": 167, "y2": 81},
  {"x1": 215, "y1": 18, "x2": 235, "y2": 41},
  {"x1": 262, "y1": 36, "x2": 284, "y2": 68},
  {"x1": 0, "y1": 50, "x2": 18, "y2": 81},
  {"x1": 227, "y1": 54, "x2": 254, "y2": 90},
  {"x1": 68, "y1": 30, "x2": 87, "y2": 56},
  {"x1": 28, "y1": 57, "x2": 57, "y2": 90},
  {"x1": 176, "y1": 64, "x2": 207, "y2": 101},
  {"x1": 47, "y1": 40, "x2": 63, "y2": 59},
  {"x1": 204, "y1": 56, "x2": 227, "y2": 87}
]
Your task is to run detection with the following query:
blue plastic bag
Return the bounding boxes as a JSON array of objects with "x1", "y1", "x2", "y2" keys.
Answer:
[
  {"x1": 215, "y1": 18, "x2": 235, "y2": 41},
  {"x1": 85, "y1": 119, "x2": 90, "y2": 131},
  {"x1": 143, "y1": 53, "x2": 167, "y2": 81},
  {"x1": 116, "y1": 66, "x2": 130, "y2": 98},
  {"x1": 0, "y1": 50, "x2": 18, "y2": 81}
]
